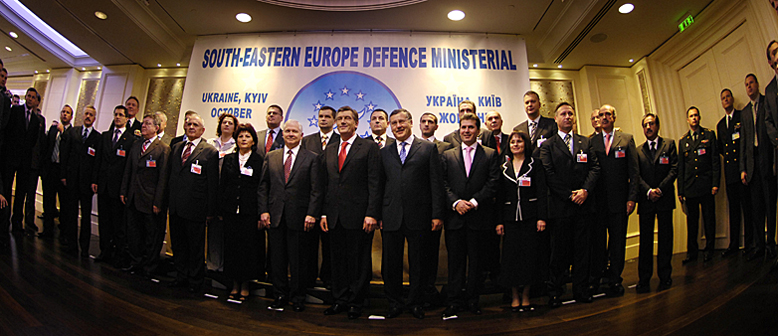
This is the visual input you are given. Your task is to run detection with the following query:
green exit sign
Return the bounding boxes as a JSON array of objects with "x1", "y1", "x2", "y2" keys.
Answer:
[{"x1": 679, "y1": 15, "x2": 694, "y2": 32}]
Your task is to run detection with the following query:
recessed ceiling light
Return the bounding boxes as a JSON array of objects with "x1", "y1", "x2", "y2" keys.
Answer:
[
  {"x1": 81, "y1": 67, "x2": 86, "y2": 70},
  {"x1": 46, "y1": 69, "x2": 50, "y2": 72},
  {"x1": 557, "y1": 64, "x2": 563, "y2": 68},
  {"x1": 95, "y1": 11, "x2": 108, "y2": 20},
  {"x1": 629, "y1": 58, "x2": 634, "y2": 63},
  {"x1": 176, "y1": 63, "x2": 181, "y2": 67},
  {"x1": 34, "y1": 70, "x2": 38, "y2": 73},
  {"x1": 236, "y1": 13, "x2": 252, "y2": 23},
  {"x1": 448, "y1": 10, "x2": 465, "y2": 21},
  {"x1": 97, "y1": 66, "x2": 101, "y2": 70},
  {"x1": 4, "y1": 46, "x2": 11, "y2": 52},
  {"x1": 533, "y1": 64, "x2": 538, "y2": 68},
  {"x1": 618, "y1": 3, "x2": 634, "y2": 14},
  {"x1": 9, "y1": 32, "x2": 17, "y2": 38}
]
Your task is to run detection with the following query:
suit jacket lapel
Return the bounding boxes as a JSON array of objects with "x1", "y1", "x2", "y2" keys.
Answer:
[
  {"x1": 141, "y1": 140, "x2": 159, "y2": 160},
  {"x1": 286, "y1": 150, "x2": 305, "y2": 185},
  {"x1": 610, "y1": 131, "x2": 620, "y2": 153},
  {"x1": 554, "y1": 133, "x2": 573, "y2": 157},
  {"x1": 404, "y1": 138, "x2": 422, "y2": 163},
  {"x1": 501, "y1": 160, "x2": 517, "y2": 184},
  {"x1": 182, "y1": 141, "x2": 205, "y2": 169},
  {"x1": 342, "y1": 139, "x2": 360, "y2": 170}
]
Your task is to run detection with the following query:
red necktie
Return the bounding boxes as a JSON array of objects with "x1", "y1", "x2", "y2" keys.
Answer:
[
  {"x1": 265, "y1": 129, "x2": 274, "y2": 153},
  {"x1": 605, "y1": 133, "x2": 611, "y2": 155},
  {"x1": 338, "y1": 142, "x2": 348, "y2": 171},
  {"x1": 142, "y1": 139, "x2": 150, "y2": 153},
  {"x1": 182, "y1": 142, "x2": 193, "y2": 164},
  {"x1": 495, "y1": 135, "x2": 501, "y2": 154},
  {"x1": 284, "y1": 150, "x2": 293, "y2": 183}
]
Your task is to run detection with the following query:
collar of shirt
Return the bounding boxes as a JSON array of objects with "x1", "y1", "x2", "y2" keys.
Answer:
[
  {"x1": 284, "y1": 145, "x2": 300, "y2": 157},
  {"x1": 185, "y1": 137, "x2": 202, "y2": 148},
  {"x1": 144, "y1": 135, "x2": 157, "y2": 144},
  {"x1": 528, "y1": 116, "x2": 541, "y2": 124},
  {"x1": 648, "y1": 139, "x2": 657, "y2": 149},
  {"x1": 461, "y1": 141, "x2": 478, "y2": 155},
  {"x1": 338, "y1": 134, "x2": 356, "y2": 154},
  {"x1": 373, "y1": 133, "x2": 385, "y2": 142},
  {"x1": 751, "y1": 99, "x2": 759, "y2": 109},
  {"x1": 397, "y1": 135, "x2": 415, "y2": 155},
  {"x1": 60, "y1": 122, "x2": 71, "y2": 131},
  {"x1": 269, "y1": 126, "x2": 281, "y2": 137},
  {"x1": 238, "y1": 151, "x2": 251, "y2": 167},
  {"x1": 212, "y1": 136, "x2": 235, "y2": 151},
  {"x1": 83, "y1": 125, "x2": 94, "y2": 134},
  {"x1": 422, "y1": 135, "x2": 436, "y2": 142},
  {"x1": 116, "y1": 126, "x2": 126, "y2": 135},
  {"x1": 558, "y1": 130, "x2": 571, "y2": 140},
  {"x1": 319, "y1": 130, "x2": 334, "y2": 139},
  {"x1": 157, "y1": 131, "x2": 165, "y2": 139},
  {"x1": 602, "y1": 130, "x2": 614, "y2": 142}
]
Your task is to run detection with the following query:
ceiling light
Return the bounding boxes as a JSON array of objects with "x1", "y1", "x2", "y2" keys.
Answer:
[
  {"x1": 9, "y1": 32, "x2": 17, "y2": 38},
  {"x1": 629, "y1": 58, "x2": 634, "y2": 63},
  {"x1": 533, "y1": 64, "x2": 538, "y2": 68},
  {"x1": 4, "y1": 46, "x2": 11, "y2": 52},
  {"x1": 46, "y1": 69, "x2": 50, "y2": 72},
  {"x1": 557, "y1": 64, "x2": 563, "y2": 68},
  {"x1": 34, "y1": 70, "x2": 38, "y2": 73},
  {"x1": 95, "y1": 11, "x2": 108, "y2": 20},
  {"x1": 157, "y1": 63, "x2": 161, "y2": 67},
  {"x1": 81, "y1": 67, "x2": 86, "y2": 70},
  {"x1": 448, "y1": 10, "x2": 465, "y2": 21},
  {"x1": 176, "y1": 63, "x2": 181, "y2": 66},
  {"x1": 97, "y1": 66, "x2": 101, "y2": 70},
  {"x1": 618, "y1": 3, "x2": 634, "y2": 14},
  {"x1": 236, "y1": 13, "x2": 252, "y2": 23}
]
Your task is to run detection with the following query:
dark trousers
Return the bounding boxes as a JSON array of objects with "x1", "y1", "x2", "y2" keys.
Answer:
[
  {"x1": 62, "y1": 186, "x2": 94, "y2": 253},
  {"x1": 310, "y1": 221, "x2": 331, "y2": 286},
  {"x1": 2, "y1": 164, "x2": 39, "y2": 233},
  {"x1": 269, "y1": 219, "x2": 312, "y2": 304},
  {"x1": 422, "y1": 229, "x2": 443, "y2": 303},
  {"x1": 549, "y1": 214, "x2": 591, "y2": 296},
  {"x1": 97, "y1": 194, "x2": 126, "y2": 258},
  {"x1": 591, "y1": 211, "x2": 628, "y2": 285},
  {"x1": 725, "y1": 181, "x2": 751, "y2": 250},
  {"x1": 169, "y1": 213, "x2": 206, "y2": 288},
  {"x1": 638, "y1": 210, "x2": 673, "y2": 285},
  {"x1": 445, "y1": 227, "x2": 490, "y2": 307},
  {"x1": 329, "y1": 223, "x2": 373, "y2": 309},
  {"x1": 382, "y1": 225, "x2": 428, "y2": 309},
  {"x1": 746, "y1": 165, "x2": 766, "y2": 252},
  {"x1": 42, "y1": 162, "x2": 64, "y2": 233},
  {"x1": 685, "y1": 194, "x2": 716, "y2": 257},
  {"x1": 126, "y1": 206, "x2": 166, "y2": 273}
]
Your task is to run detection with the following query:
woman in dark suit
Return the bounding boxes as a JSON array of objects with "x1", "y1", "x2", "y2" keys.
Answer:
[
  {"x1": 495, "y1": 130, "x2": 547, "y2": 312},
  {"x1": 218, "y1": 123, "x2": 264, "y2": 300}
]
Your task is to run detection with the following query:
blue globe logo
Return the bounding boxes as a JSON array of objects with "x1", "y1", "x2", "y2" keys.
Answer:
[{"x1": 286, "y1": 71, "x2": 402, "y2": 138}]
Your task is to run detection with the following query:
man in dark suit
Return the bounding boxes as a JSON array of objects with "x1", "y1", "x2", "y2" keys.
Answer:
[
  {"x1": 716, "y1": 89, "x2": 751, "y2": 262},
  {"x1": 761, "y1": 40, "x2": 778, "y2": 260},
  {"x1": 320, "y1": 106, "x2": 381, "y2": 320},
  {"x1": 539, "y1": 102, "x2": 600, "y2": 307},
  {"x1": 120, "y1": 113, "x2": 170, "y2": 277},
  {"x1": 481, "y1": 111, "x2": 509, "y2": 156},
  {"x1": 109, "y1": 97, "x2": 142, "y2": 135},
  {"x1": 94, "y1": 105, "x2": 139, "y2": 263},
  {"x1": 166, "y1": 113, "x2": 219, "y2": 293},
  {"x1": 169, "y1": 110, "x2": 197, "y2": 148},
  {"x1": 380, "y1": 109, "x2": 444, "y2": 320},
  {"x1": 418, "y1": 111, "x2": 452, "y2": 307},
  {"x1": 635, "y1": 113, "x2": 677, "y2": 293},
  {"x1": 60, "y1": 106, "x2": 101, "y2": 257},
  {"x1": 0, "y1": 60, "x2": 11, "y2": 151},
  {"x1": 513, "y1": 91, "x2": 557, "y2": 156},
  {"x1": 678, "y1": 106, "x2": 720, "y2": 264},
  {"x1": 300, "y1": 105, "x2": 339, "y2": 287},
  {"x1": 741, "y1": 74, "x2": 776, "y2": 260},
  {"x1": 1, "y1": 87, "x2": 45, "y2": 236},
  {"x1": 367, "y1": 109, "x2": 395, "y2": 149},
  {"x1": 443, "y1": 100, "x2": 477, "y2": 147},
  {"x1": 258, "y1": 119, "x2": 323, "y2": 313},
  {"x1": 257, "y1": 105, "x2": 285, "y2": 154},
  {"x1": 590, "y1": 104, "x2": 639, "y2": 297},
  {"x1": 40, "y1": 105, "x2": 73, "y2": 238},
  {"x1": 154, "y1": 112, "x2": 173, "y2": 145},
  {"x1": 440, "y1": 112, "x2": 500, "y2": 319}
]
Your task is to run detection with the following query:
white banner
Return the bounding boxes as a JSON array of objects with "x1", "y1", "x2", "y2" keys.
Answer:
[{"x1": 181, "y1": 32, "x2": 530, "y2": 140}]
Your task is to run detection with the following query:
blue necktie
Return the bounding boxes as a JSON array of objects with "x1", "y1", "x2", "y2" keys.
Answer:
[{"x1": 400, "y1": 141, "x2": 407, "y2": 164}]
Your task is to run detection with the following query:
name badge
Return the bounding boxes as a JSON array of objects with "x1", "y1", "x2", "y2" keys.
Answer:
[
  {"x1": 698, "y1": 148, "x2": 706, "y2": 156},
  {"x1": 615, "y1": 149, "x2": 626, "y2": 158},
  {"x1": 659, "y1": 156, "x2": 669, "y2": 164},
  {"x1": 577, "y1": 153, "x2": 588, "y2": 163},
  {"x1": 87, "y1": 147, "x2": 96, "y2": 156},
  {"x1": 240, "y1": 167, "x2": 253, "y2": 176},
  {"x1": 518, "y1": 177, "x2": 531, "y2": 187},
  {"x1": 191, "y1": 162, "x2": 202, "y2": 175},
  {"x1": 146, "y1": 160, "x2": 157, "y2": 168},
  {"x1": 537, "y1": 137, "x2": 547, "y2": 147},
  {"x1": 116, "y1": 149, "x2": 126, "y2": 157},
  {"x1": 219, "y1": 152, "x2": 227, "y2": 158},
  {"x1": 732, "y1": 132, "x2": 740, "y2": 141}
]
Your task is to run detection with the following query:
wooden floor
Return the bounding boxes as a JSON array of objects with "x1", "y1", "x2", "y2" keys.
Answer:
[{"x1": 1, "y1": 233, "x2": 777, "y2": 336}]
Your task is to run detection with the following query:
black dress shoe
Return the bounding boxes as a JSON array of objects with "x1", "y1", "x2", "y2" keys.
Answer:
[
  {"x1": 510, "y1": 305, "x2": 521, "y2": 313},
  {"x1": 347, "y1": 306, "x2": 361, "y2": 319},
  {"x1": 168, "y1": 280, "x2": 188, "y2": 288},
  {"x1": 441, "y1": 305, "x2": 459, "y2": 319},
  {"x1": 548, "y1": 296, "x2": 562, "y2": 308},
  {"x1": 80, "y1": 251, "x2": 90, "y2": 258},
  {"x1": 574, "y1": 294, "x2": 593, "y2": 303},
  {"x1": 385, "y1": 306, "x2": 402, "y2": 318},
  {"x1": 93, "y1": 253, "x2": 107, "y2": 262},
  {"x1": 747, "y1": 249, "x2": 765, "y2": 261},
  {"x1": 703, "y1": 252, "x2": 713, "y2": 262},
  {"x1": 411, "y1": 306, "x2": 425, "y2": 319},
  {"x1": 323, "y1": 303, "x2": 346, "y2": 315},
  {"x1": 635, "y1": 283, "x2": 650, "y2": 294},
  {"x1": 292, "y1": 302, "x2": 305, "y2": 312},
  {"x1": 606, "y1": 283, "x2": 625, "y2": 297},
  {"x1": 682, "y1": 256, "x2": 697, "y2": 265},
  {"x1": 657, "y1": 279, "x2": 672, "y2": 291},
  {"x1": 268, "y1": 297, "x2": 286, "y2": 311},
  {"x1": 467, "y1": 303, "x2": 482, "y2": 315},
  {"x1": 187, "y1": 285, "x2": 201, "y2": 293},
  {"x1": 721, "y1": 248, "x2": 738, "y2": 257}
]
